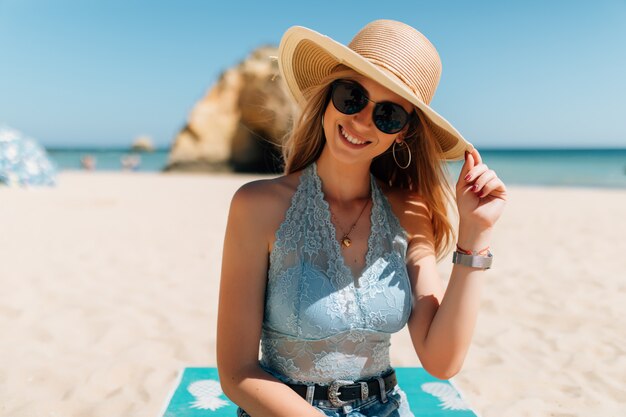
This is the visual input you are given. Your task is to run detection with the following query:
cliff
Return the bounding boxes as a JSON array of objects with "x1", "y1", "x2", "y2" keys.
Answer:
[{"x1": 165, "y1": 46, "x2": 296, "y2": 173}]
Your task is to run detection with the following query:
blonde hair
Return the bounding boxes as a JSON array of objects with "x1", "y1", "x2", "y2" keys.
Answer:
[{"x1": 281, "y1": 68, "x2": 456, "y2": 260}]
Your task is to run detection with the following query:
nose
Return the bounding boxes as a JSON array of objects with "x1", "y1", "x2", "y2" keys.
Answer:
[{"x1": 352, "y1": 101, "x2": 375, "y2": 129}]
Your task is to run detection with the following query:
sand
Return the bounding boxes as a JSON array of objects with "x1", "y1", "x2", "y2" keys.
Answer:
[{"x1": 0, "y1": 172, "x2": 624, "y2": 417}]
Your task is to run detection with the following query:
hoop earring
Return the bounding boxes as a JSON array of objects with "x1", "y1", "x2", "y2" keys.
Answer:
[
  {"x1": 321, "y1": 115, "x2": 324, "y2": 127},
  {"x1": 392, "y1": 140, "x2": 411, "y2": 169}
]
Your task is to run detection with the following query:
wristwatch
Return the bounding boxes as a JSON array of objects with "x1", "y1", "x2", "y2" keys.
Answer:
[{"x1": 452, "y1": 250, "x2": 493, "y2": 269}]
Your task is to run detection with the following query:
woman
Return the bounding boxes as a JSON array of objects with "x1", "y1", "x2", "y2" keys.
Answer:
[{"x1": 217, "y1": 20, "x2": 507, "y2": 416}]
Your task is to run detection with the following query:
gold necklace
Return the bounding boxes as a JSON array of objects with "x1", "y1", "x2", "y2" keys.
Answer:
[{"x1": 330, "y1": 195, "x2": 371, "y2": 248}]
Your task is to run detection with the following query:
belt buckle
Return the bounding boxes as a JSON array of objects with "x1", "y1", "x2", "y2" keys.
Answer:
[
  {"x1": 328, "y1": 380, "x2": 354, "y2": 407},
  {"x1": 328, "y1": 380, "x2": 369, "y2": 407}
]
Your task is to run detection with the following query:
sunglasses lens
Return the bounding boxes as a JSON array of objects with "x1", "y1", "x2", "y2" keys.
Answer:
[
  {"x1": 330, "y1": 80, "x2": 411, "y2": 134},
  {"x1": 331, "y1": 81, "x2": 367, "y2": 115},
  {"x1": 373, "y1": 102, "x2": 409, "y2": 134}
]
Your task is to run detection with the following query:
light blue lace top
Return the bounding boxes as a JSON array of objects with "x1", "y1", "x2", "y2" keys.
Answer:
[{"x1": 260, "y1": 161, "x2": 412, "y2": 384}]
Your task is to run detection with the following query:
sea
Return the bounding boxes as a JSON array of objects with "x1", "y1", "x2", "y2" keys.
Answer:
[{"x1": 46, "y1": 148, "x2": 626, "y2": 188}]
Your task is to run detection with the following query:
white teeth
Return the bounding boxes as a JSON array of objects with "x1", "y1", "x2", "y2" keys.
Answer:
[{"x1": 340, "y1": 126, "x2": 368, "y2": 145}]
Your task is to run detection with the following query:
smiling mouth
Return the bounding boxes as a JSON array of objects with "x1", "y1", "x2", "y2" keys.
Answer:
[{"x1": 339, "y1": 125, "x2": 371, "y2": 146}]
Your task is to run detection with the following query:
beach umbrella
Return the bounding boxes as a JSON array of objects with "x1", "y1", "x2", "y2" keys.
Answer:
[{"x1": 0, "y1": 125, "x2": 57, "y2": 186}]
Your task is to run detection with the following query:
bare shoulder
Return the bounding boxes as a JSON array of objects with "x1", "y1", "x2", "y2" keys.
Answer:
[
  {"x1": 376, "y1": 179, "x2": 437, "y2": 262},
  {"x1": 375, "y1": 179, "x2": 433, "y2": 241},
  {"x1": 230, "y1": 171, "x2": 305, "y2": 251},
  {"x1": 231, "y1": 171, "x2": 302, "y2": 212}
]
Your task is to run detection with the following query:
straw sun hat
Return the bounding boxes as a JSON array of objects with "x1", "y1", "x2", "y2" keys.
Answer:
[{"x1": 278, "y1": 19, "x2": 473, "y2": 160}]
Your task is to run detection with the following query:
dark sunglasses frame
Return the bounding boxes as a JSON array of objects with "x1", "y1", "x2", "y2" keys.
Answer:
[{"x1": 329, "y1": 79, "x2": 414, "y2": 135}]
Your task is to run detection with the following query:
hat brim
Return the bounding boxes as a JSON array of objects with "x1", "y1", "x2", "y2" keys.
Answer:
[{"x1": 278, "y1": 26, "x2": 473, "y2": 161}]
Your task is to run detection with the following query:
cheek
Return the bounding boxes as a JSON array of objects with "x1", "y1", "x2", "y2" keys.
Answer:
[
  {"x1": 322, "y1": 107, "x2": 334, "y2": 136},
  {"x1": 372, "y1": 132, "x2": 398, "y2": 149},
  {"x1": 324, "y1": 101, "x2": 340, "y2": 120},
  {"x1": 323, "y1": 105, "x2": 331, "y2": 122},
  {"x1": 323, "y1": 103, "x2": 348, "y2": 136}
]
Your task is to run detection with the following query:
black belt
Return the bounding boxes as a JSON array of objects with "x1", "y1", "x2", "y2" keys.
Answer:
[{"x1": 287, "y1": 369, "x2": 397, "y2": 408}]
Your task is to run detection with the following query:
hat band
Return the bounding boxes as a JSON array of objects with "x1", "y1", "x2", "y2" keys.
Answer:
[{"x1": 368, "y1": 61, "x2": 426, "y2": 104}]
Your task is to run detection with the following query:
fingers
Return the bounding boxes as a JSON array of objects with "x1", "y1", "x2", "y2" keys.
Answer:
[
  {"x1": 470, "y1": 148, "x2": 482, "y2": 166},
  {"x1": 458, "y1": 148, "x2": 504, "y2": 200},
  {"x1": 475, "y1": 173, "x2": 508, "y2": 200},
  {"x1": 458, "y1": 151, "x2": 475, "y2": 183},
  {"x1": 464, "y1": 163, "x2": 489, "y2": 184},
  {"x1": 471, "y1": 170, "x2": 497, "y2": 197},
  {"x1": 458, "y1": 148, "x2": 483, "y2": 182}
]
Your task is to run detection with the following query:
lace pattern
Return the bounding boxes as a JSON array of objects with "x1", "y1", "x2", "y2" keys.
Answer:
[{"x1": 262, "y1": 162, "x2": 411, "y2": 384}]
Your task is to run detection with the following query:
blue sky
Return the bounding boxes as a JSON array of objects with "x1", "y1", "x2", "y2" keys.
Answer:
[{"x1": 1, "y1": 0, "x2": 625, "y2": 149}]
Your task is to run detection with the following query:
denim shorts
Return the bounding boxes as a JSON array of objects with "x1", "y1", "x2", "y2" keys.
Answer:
[{"x1": 236, "y1": 384, "x2": 415, "y2": 416}]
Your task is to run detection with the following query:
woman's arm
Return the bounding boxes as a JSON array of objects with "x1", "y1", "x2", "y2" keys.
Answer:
[
  {"x1": 405, "y1": 235, "x2": 489, "y2": 380},
  {"x1": 404, "y1": 149, "x2": 507, "y2": 379},
  {"x1": 216, "y1": 181, "x2": 322, "y2": 417}
]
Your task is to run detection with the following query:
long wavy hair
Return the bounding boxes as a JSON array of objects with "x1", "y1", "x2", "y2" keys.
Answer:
[{"x1": 281, "y1": 67, "x2": 456, "y2": 260}]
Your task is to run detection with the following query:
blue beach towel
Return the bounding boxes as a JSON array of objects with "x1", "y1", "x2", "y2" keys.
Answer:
[{"x1": 161, "y1": 368, "x2": 479, "y2": 416}]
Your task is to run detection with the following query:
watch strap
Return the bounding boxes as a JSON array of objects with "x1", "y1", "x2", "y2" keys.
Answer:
[{"x1": 452, "y1": 250, "x2": 493, "y2": 269}]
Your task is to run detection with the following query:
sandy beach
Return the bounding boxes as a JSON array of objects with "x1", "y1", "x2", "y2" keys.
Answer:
[{"x1": 0, "y1": 171, "x2": 624, "y2": 417}]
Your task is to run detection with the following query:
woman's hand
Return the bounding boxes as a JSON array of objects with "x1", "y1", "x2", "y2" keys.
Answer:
[{"x1": 455, "y1": 149, "x2": 507, "y2": 236}]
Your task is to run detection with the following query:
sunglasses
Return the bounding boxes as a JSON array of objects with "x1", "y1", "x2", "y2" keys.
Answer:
[{"x1": 329, "y1": 79, "x2": 413, "y2": 135}]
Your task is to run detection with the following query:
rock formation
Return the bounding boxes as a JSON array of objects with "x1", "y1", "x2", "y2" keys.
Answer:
[
  {"x1": 165, "y1": 46, "x2": 296, "y2": 173},
  {"x1": 131, "y1": 135, "x2": 155, "y2": 152}
]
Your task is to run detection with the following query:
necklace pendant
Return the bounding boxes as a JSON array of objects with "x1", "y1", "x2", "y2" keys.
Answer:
[{"x1": 341, "y1": 236, "x2": 352, "y2": 247}]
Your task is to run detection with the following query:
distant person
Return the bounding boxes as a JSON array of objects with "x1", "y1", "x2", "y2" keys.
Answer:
[
  {"x1": 121, "y1": 154, "x2": 141, "y2": 171},
  {"x1": 217, "y1": 20, "x2": 508, "y2": 416},
  {"x1": 80, "y1": 155, "x2": 96, "y2": 171}
]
